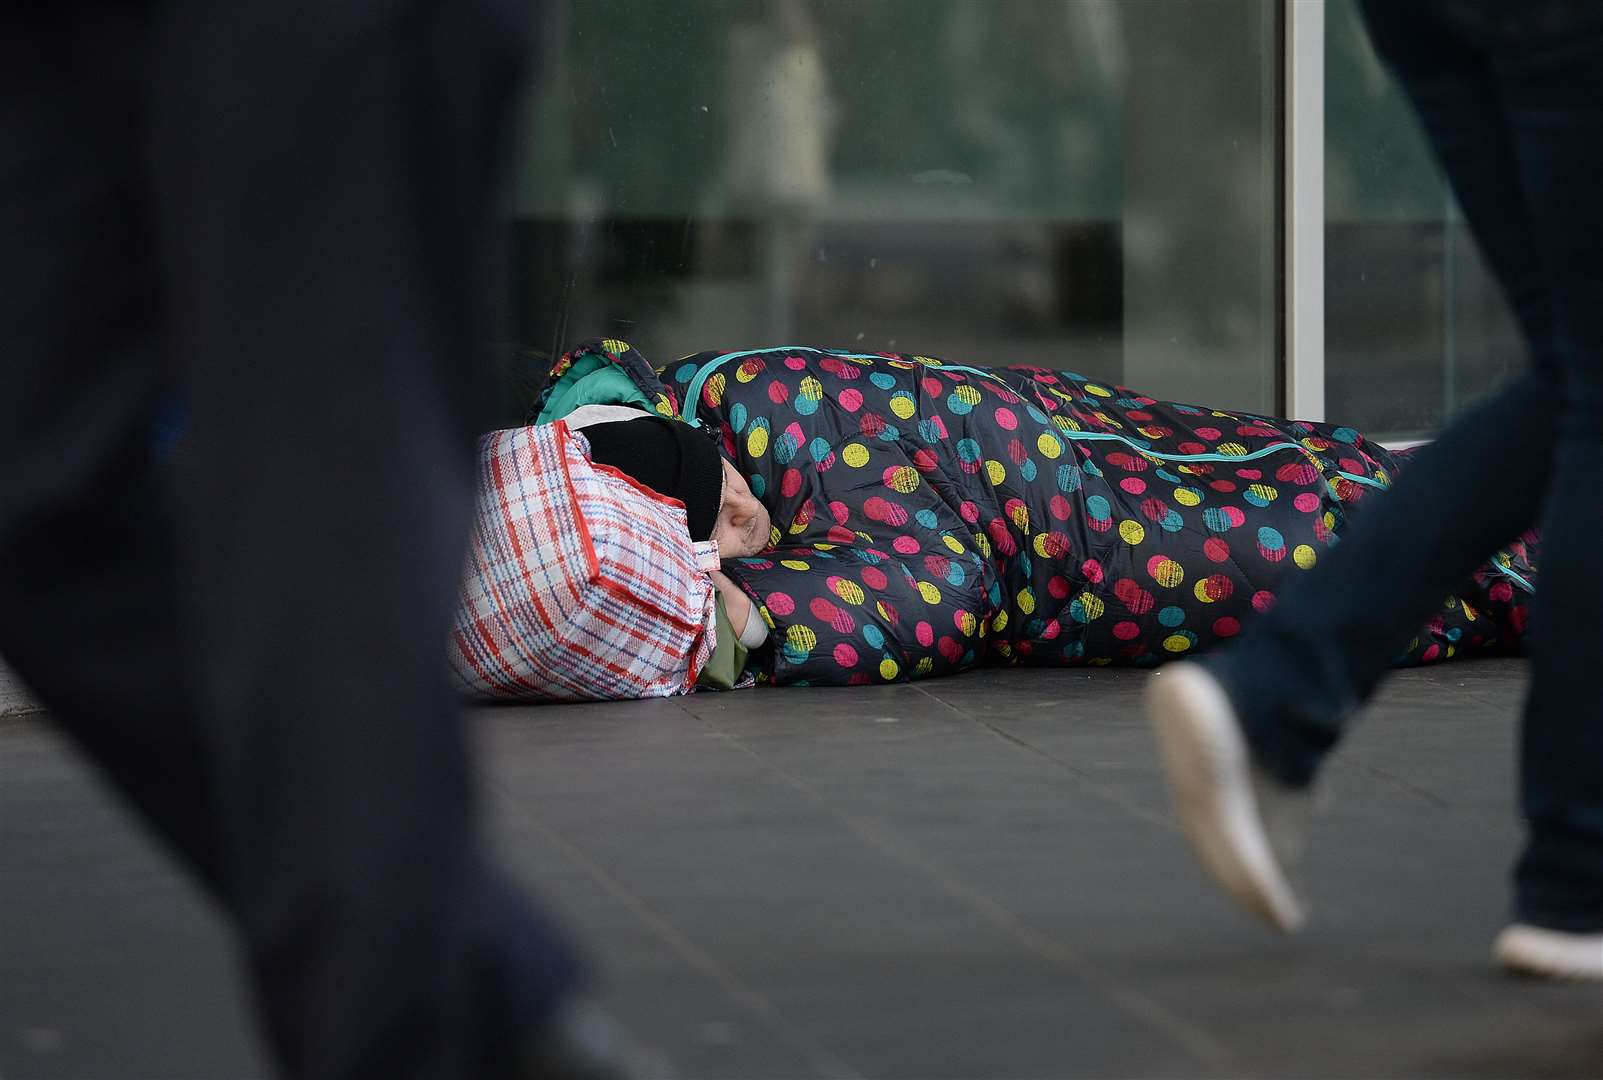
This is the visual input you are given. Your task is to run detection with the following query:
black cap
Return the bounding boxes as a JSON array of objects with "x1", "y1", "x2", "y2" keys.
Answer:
[{"x1": 580, "y1": 416, "x2": 723, "y2": 542}]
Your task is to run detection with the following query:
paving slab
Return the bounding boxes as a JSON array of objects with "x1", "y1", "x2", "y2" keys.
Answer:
[{"x1": 4, "y1": 660, "x2": 1601, "y2": 1079}]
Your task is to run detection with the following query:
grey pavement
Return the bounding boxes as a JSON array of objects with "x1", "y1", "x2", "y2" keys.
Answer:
[{"x1": 3, "y1": 660, "x2": 1600, "y2": 1079}]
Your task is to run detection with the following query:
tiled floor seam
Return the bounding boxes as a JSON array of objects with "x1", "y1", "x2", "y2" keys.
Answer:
[
  {"x1": 686, "y1": 703, "x2": 1236, "y2": 1072},
  {"x1": 480, "y1": 774, "x2": 866, "y2": 1080}
]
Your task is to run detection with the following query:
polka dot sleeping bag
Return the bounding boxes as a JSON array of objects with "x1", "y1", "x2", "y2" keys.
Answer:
[{"x1": 544, "y1": 340, "x2": 1537, "y2": 688}]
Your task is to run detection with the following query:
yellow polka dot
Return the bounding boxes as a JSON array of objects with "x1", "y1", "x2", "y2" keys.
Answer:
[
  {"x1": 915, "y1": 657, "x2": 933, "y2": 676},
  {"x1": 1293, "y1": 544, "x2": 1317, "y2": 569},
  {"x1": 1173, "y1": 487, "x2": 1202, "y2": 507},
  {"x1": 1009, "y1": 504, "x2": 1030, "y2": 531},
  {"x1": 943, "y1": 534, "x2": 966, "y2": 554},
  {"x1": 1215, "y1": 442, "x2": 1248, "y2": 456},
  {"x1": 735, "y1": 362, "x2": 759, "y2": 383},
  {"x1": 769, "y1": 526, "x2": 783, "y2": 546},
  {"x1": 1162, "y1": 634, "x2": 1193, "y2": 653},
  {"x1": 879, "y1": 658, "x2": 901, "y2": 681},
  {"x1": 1084, "y1": 383, "x2": 1112, "y2": 398},
  {"x1": 889, "y1": 395, "x2": 916, "y2": 420},
  {"x1": 601, "y1": 338, "x2": 630, "y2": 355},
  {"x1": 833, "y1": 580, "x2": 866, "y2": 605},
  {"x1": 786, "y1": 624, "x2": 816, "y2": 652},
  {"x1": 654, "y1": 399, "x2": 675, "y2": 416},
  {"x1": 1119, "y1": 520, "x2": 1145, "y2": 545},
  {"x1": 914, "y1": 355, "x2": 941, "y2": 366},
  {"x1": 985, "y1": 460, "x2": 1007, "y2": 486},
  {"x1": 1462, "y1": 600, "x2": 1478, "y2": 622},
  {"x1": 953, "y1": 384, "x2": 982, "y2": 406},
  {"x1": 917, "y1": 581, "x2": 942, "y2": 605},
  {"x1": 876, "y1": 600, "x2": 894, "y2": 622},
  {"x1": 1151, "y1": 558, "x2": 1185, "y2": 588},
  {"x1": 1054, "y1": 415, "x2": 1082, "y2": 432},
  {"x1": 747, "y1": 424, "x2": 769, "y2": 458},
  {"x1": 704, "y1": 373, "x2": 726, "y2": 405},
  {"x1": 1248, "y1": 483, "x2": 1278, "y2": 502},
  {"x1": 842, "y1": 443, "x2": 871, "y2": 468},
  {"x1": 1323, "y1": 511, "x2": 1337, "y2": 530},
  {"x1": 1193, "y1": 579, "x2": 1216, "y2": 603},
  {"x1": 958, "y1": 611, "x2": 978, "y2": 636},
  {"x1": 1036, "y1": 433, "x2": 1063, "y2": 459},
  {"x1": 992, "y1": 610, "x2": 1009, "y2": 632},
  {"x1": 780, "y1": 559, "x2": 810, "y2": 571},
  {"x1": 974, "y1": 533, "x2": 992, "y2": 558},
  {"x1": 798, "y1": 375, "x2": 823, "y2": 402},
  {"x1": 1076, "y1": 592, "x2": 1106, "y2": 620},
  {"x1": 788, "y1": 515, "x2": 808, "y2": 535},
  {"x1": 885, "y1": 466, "x2": 921, "y2": 494},
  {"x1": 1032, "y1": 534, "x2": 1054, "y2": 558},
  {"x1": 1017, "y1": 589, "x2": 1036, "y2": 615}
]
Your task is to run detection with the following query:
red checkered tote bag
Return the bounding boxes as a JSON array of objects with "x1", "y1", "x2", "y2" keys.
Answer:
[{"x1": 450, "y1": 420, "x2": 719, "y2": 701}]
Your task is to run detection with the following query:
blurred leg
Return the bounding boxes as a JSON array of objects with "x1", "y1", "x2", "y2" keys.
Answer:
[
  {"x1": 1205, "y1": 0, "x2": 1562, "y2": 787},
  {"x1": 1487, "y1": 9, "x2": 1603, "y2": 931},
  {"x1": 140, "y1": 2, "x2": 582, "y2": 1075},
  {"x1": 0, "y1": 7, "x2": 222, "y2": 892}
]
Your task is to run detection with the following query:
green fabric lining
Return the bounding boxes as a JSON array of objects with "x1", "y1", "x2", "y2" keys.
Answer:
[
  {"x1": 697, "y1": 594, "x2": 749, "y2": 690},
  {"x1": 535, "y1": 354, "x2": 653, "y2": 425}
]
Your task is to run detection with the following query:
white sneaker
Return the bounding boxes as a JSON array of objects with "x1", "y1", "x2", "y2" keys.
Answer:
[
  {"x1": 1148, "y1": 663, "x2": 1310, "y2": 932},
  {"x1": 1493, "y1": 924, "x2": 1603, "y2": 981}
]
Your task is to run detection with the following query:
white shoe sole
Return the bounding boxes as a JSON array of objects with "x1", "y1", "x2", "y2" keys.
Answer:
[
  {"x1": 1493, "y1": 924, "x2": 1603, "y2": 981},
  {"x1": 1149, "y1": 665, "x2": 1306, "y2": 933}
]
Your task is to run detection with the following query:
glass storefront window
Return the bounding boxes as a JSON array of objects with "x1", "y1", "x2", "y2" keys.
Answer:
[
  {"x1": 1324, "y1": 0, "x2": 1523, "y2": 441},
  {"x1": 506, "y1": 0, "x2": 1280, "y2": 414}
]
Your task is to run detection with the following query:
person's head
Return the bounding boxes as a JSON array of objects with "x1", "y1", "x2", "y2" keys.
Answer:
[
  {"x1": 714, "y1": 457, "x2": 771, "y2": 558},
  {"x1": 580, "y1": 414, "x2": 768, "y2": 557}
]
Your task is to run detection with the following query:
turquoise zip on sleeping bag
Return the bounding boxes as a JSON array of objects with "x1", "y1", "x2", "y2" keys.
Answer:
[{"x1": 678, "y1": 347, "x2": 1390, "y2": 492}]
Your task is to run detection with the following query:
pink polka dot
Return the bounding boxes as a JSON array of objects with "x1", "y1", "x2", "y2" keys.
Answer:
[
  {"x1": 921, "y1": 376, "x2": 945, "y2": 398},
  {"x1": 784, "y1": 355, "x2": 808, "y2": 370},
  {"x1": 833, "y1": 643, "x2": 859, "y2": 668},
  {"x1": 1203, "y1": 537, "x2": 1231, "y2": 563},
  {"x1": 768, "y1": 381, "x2": 790, "y2": 404},
  {"x1": 766, "y1": 592, "x2": 795, "y2": 616},
  {"x1": 959, "y1": 500, "x2": 981, "y2": 524},
  {"x1": 1047, "y1": 575, "x2": 1071, "y2": 600},
  {"x1": 827, "y1": 525, "x2": 856, "y2": 543},
  {"x1": 1120, "y1": 477, "x2": 1147, "y2": 495},
  {"x1": 912, "y1": 448, "x2": 940, "y2": 472},
  {"x1": 892, "y1": 535, "x2": 920, "y2": 555},
  {"x1": 1049, "y1": 495, "x2": 1072, "y2": 520},
  {"x1": 1213, "y1": 616, "x2": 1240, "y2": 637},
  {"x1": 1196, "y1": 427, "x2": 1222, "y2": 441},
  {"x1": 1210, "y1": 479, "x2": 1237, "y2": 493},
  {"x1": 1251, "y1": 590, "x2": 1276, "y2": 614},
  {"x1": 1420, "y1": 643, "x2": 1441, "y2": 662},
  {"x1": 1082, "y1": 559, "x2": 1104, "y2": 584},
  {"x1": 915, "y1": 621, "x2": 935, "y2": 647},
  {"x1": 829, "y1": 500, "x2": 851, "y2": 525},
  {"x1": 781, "y1": 468, "x2": 803, "y2": 498},
  {"x1": 1293, "y1": 492, "x2": 1320, "y2": 512},
  {"x1": 1113, "y1": 620, "x2": 1141, "y2": 641},
  {"x1": 1235, "y1": 468, "x2": 1262, "y2": 481},
  {"x1": 839, "y1": 388, "x2": 863, "y2": 412},
  {"x1": 1037, "y1": 532, "x2": 1070, "y2": 558},
  {"x1": 995, "y1": 407, "x2": 1018, "y2": 430},
  {"x1": 861, "y1": 566, "x2": 888, "y2": 591},
  {"x1": 1179, "y1": 441, "x2": 1208, "y2": 455}
]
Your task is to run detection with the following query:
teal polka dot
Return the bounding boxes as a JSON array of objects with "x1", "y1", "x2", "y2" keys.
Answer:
[
  {"x1": 870, "y1": 372, "x2": 898, "y2": 391},
  {"x1": 1086, "y1": 495, "x2": 1111, "y2": 522},
  {"x1": 728, "y1": 402, "x2": 748, "y2": 433},
  {"x1": 1158, "y1": 605, "x2": 1186, "y2": 628},
  {"x1": 862, "y1": 624, "x2": 886, "y2": 649},
  {"x1": 914, "y1": 508, "x2": 939, "y2": 529}
]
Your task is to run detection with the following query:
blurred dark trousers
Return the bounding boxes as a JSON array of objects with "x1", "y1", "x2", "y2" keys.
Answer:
[
  {"x1": 0, "y1": 3, "x2": 578, "y2": 1077},
  {"x1": 1207, "y1": 0, "x2": 1603, "y2": 931}
]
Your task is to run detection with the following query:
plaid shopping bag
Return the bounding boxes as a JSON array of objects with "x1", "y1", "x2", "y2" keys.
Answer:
[{"x1": 450, "y1": 420, "x2": 719, "y2": 701}]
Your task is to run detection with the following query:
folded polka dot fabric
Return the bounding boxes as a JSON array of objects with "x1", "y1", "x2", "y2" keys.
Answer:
[{"x1": 547, "y1": 340, "x2": 1536, "y2": 688}]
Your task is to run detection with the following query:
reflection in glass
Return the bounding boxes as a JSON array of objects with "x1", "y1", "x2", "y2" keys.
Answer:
[
  {"x1": 1324, "y1": 0, "x2": 1523, "y2": 440},
  {"x1": 507, "y1": 1, "x2": 1277, "y2": 414}
]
